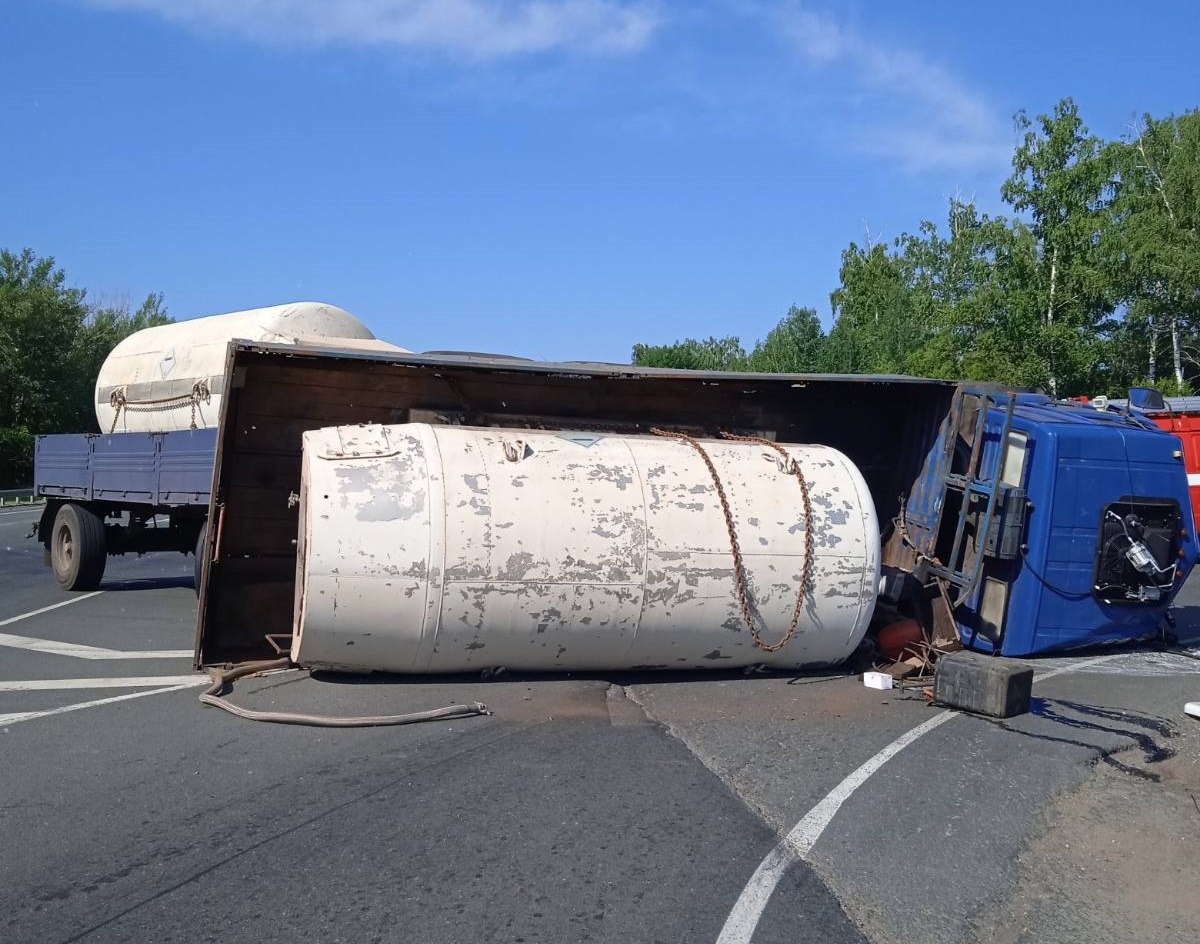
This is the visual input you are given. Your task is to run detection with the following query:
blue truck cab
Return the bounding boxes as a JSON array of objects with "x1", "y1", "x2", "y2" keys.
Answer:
[{"x1": 896, "y1": 390, "x2": 1198, "y2": 657}]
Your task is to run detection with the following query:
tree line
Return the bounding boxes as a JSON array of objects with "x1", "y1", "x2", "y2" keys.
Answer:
[
  {"x1": 633, "y1": 99, "x2": 1200, "y2": 400},
  {"x1": 0, "y1": 249, "x2": 170, "y2": 486}
]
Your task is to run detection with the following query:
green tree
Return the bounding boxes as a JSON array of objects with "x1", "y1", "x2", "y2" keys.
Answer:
[
  {"x1": 823, "y1": 241, "x2": 922, "y2": 374},
  {"x1": 0, "y1": 249, "x2": 90, "y2": 433},
  {"x1": 1001, "y1": 98, "x2": 1119, "y2": 396},
  {"x1": 627, "y1": 100, "x2": 1199, "y2": 399},
  {"x1": 631, "y1": 335, "x2": 749, "y2": 371},
  {"x1": 899, "y1": 200, "x2": 1055, "y2": 388},
  {"x1": 0, "y1": 248, "x2": 169, "y2": 486},
  {"x1": 748, "y1": 306, "x2": 825, "y2": 373},
  {"x1": 1106, "y1": 110, "x2": 1200, "y2": 389}
]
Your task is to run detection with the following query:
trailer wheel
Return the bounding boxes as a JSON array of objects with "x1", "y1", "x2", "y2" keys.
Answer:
[
  {"x1": 194, "y1": 520, "x2": 208, "y2": 596},
  {"x1": 50, "y1": 504, "x2": 107, "y2": 591}
]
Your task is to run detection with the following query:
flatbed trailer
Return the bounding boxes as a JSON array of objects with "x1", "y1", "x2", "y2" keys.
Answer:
[{"x1": 33, "y1": 429, "x2": 216, "y2": 590}]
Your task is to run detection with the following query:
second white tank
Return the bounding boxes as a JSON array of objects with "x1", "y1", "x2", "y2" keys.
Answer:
[
  {"x1": 292, "y1": 423, "x2": 880, "y2": 673},
  {"x1": 95, "y1": 301, "x2": 406, "y2": 433}
]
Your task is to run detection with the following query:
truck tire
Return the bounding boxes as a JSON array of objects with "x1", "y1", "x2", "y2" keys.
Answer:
[
  {"x1": 50, "y1": 504, "x2": 107, "y2": 591},
  {"x1": 194, "y1": 520, "x2": 208, "y2": 596}
]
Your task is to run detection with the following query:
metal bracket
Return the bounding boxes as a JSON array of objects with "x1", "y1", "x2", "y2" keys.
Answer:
[{"x1": 318, "y1": 424, "x2": 401, "y2": 460}]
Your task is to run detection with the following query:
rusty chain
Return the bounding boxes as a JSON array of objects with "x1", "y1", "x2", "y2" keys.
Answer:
[
  {"x1": 109, "y1": 380, "x2": 211, "y2": 433},
  {"x1": 649, "y1": 428, "x2": 815, "y2": 653}
]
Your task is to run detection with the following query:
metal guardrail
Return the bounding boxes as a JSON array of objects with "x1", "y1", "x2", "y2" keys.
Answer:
[{"x1": 0, "y1": 488, "x2": 41, "y2": 506}]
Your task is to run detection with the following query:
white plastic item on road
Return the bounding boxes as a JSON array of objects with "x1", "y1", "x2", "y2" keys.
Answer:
[
  {"x1": 862, "y1": 671, "x2": 894, "y2": 690},
  {"x1": 1186, "y1": 701, "x2": 1200, "y2": 719},
  {"x1": 95, "y1": 302, "x2": 409, "y2": 433},
  {"x1": 291, "y1": 423, "x2": 880, "y2": 674}
]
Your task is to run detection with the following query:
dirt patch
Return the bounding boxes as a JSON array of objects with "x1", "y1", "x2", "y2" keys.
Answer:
[{"x1": 976, "y1": 723, "x2": 1200, "y2": 944}]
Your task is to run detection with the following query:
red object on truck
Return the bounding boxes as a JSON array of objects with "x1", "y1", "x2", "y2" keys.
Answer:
[
  {"x1": 1108, "y1": 395, "x2": 1200, "y2": 529},
  {"x1": 1145, "y1": 409, "x2": 1200, "y2": 528}
]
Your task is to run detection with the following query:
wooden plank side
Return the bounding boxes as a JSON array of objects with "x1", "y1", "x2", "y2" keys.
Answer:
[{"x1": 199, "y1": 349, "x2": 956, "y2": 664}]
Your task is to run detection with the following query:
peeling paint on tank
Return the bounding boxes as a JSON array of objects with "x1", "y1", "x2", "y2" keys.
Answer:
[
  {"x1": 499, "y1": 551, "x2": 537, "y2": 580},
  {"x1": 445, "y1": 561, "x2": 489, "y2": 580},
  {"x1": 297, "y1": 423, "x2": 879, "y2": 674}
]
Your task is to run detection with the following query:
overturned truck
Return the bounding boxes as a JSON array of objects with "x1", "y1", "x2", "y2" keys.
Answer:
[{"x1": 194, "y1": 343, "x2": 1198, "y2": 672}]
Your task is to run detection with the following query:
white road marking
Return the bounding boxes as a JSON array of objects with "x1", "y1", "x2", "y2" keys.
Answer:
[
  {"x1": 0, "y1": 684, "x2": 200, "y2": 727},
  {"x1": 0, "y1": 593, "x2": 192, "y2": 659},
  {"x1": 0, "y1": 676, "x2": 205, "y2": 691},
  {"x1": 0, "y1": 592, "x2": 105, "y2": 627},
  {"x1": 0, "y1": 632, "x2": 192, "y2": 660},
  {"x1": 0, "y1": 509, "x2": 42, "y2": 517},
  {"x1": 715, "y1": 654, "x2": 1118, "y2": 944}
]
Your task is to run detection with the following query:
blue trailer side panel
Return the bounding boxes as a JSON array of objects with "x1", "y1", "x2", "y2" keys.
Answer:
[
  {"x1": 35, "y1": 430, "x2": 217, "y2": 506},
  {"x1": 158, "y1": 430, "x2": 217, "y2": 504},
  {"x1": 34, "y1": 435, "x2": 92, "y2": 498},
  {"x1": 91, "y1": 434, "x2": 157, "y2": 502}
]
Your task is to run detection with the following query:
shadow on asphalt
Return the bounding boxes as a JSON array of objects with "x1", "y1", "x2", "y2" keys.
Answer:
[
  {"x1": 978, "y1": 698, "x2": 1180, "y2": 783},
  {"x1": 310, "y1": 665, "x2": 855, "y2": 688},
  {"x1": 301, "y1": 605, "x2": 1200, "y2": 691},
  {"x1": 101, "y1": 575, "x2": 196, "y2": 592}
]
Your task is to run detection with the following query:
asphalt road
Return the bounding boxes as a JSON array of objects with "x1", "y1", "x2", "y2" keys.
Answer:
[{"x1": 2, "y1": 501, "x2": 1199, "y2": 944}]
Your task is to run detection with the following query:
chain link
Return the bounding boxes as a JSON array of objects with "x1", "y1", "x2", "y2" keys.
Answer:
[
  {"x1": 108, "y1": 380, "x2": 211, "y2": 433},
  {"x1": 650, "y1": 428, "x2": 815, "y2": 653}
]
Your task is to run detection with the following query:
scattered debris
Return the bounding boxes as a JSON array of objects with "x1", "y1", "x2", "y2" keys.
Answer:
[{"x1": 862, "y1": 671, "x2": 894, "y2": 690}]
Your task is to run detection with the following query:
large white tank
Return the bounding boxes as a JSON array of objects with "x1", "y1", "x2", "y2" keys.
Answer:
[
  {"x1": 292, "y1": 423, "x2": 880, "y2": 674},
  {"x1": 96, "y1": 302, "x2": 407, "y2": 433}
]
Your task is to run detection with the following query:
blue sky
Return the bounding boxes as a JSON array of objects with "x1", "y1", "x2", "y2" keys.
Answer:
[{"x1": 4, "y1": 1, "x2": 1198, "y2": 361}]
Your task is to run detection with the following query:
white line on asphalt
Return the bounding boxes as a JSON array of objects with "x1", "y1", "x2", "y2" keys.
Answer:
[
  {"x1": 0, "y1": 684, "x2": 200, "y2": 727},
  {"x1": 0, "y1": 593, "x2": 105, "y2": 628},
  {"x1": 0, "y1": 509, "x2": 42, "y2": 517},
  {"x1": 0, "y1": 676, "x2": 206, "y2": 691},
  {"x1": 0, "y1": 594, "x2": 192, "y2": 659},
  {"x1": 714, "y1": 653, "x2": 1118, "y2": 944},
  {"x1": 0, "y1": 632, "x2": 193, "y2": 659}
]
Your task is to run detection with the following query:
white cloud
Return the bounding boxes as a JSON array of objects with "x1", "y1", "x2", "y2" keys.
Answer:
[
  {"x1": 767, "y1": 3, "x2": 1009, "y2": 172},
  {"x1": 76, "y1": 0, "x2": 660, "y2": 59}
]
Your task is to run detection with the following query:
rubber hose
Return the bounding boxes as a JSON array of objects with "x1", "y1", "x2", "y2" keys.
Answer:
[{"x1": 199, "y1": 658, "x2": 490, "y2": 727}]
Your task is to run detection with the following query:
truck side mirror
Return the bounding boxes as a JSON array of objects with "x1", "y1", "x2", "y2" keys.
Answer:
[{"x1": 1128, "y1": 386, "x2": 1166, "y2": 412}]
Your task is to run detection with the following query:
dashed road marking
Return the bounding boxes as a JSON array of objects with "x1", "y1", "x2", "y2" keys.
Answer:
[
  {"x1": 0, "y1": 676, "x2": 205, "y2": 691},
  {"x1": 715, "y1": 654, "x2": 1118, "y2": 944}
]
